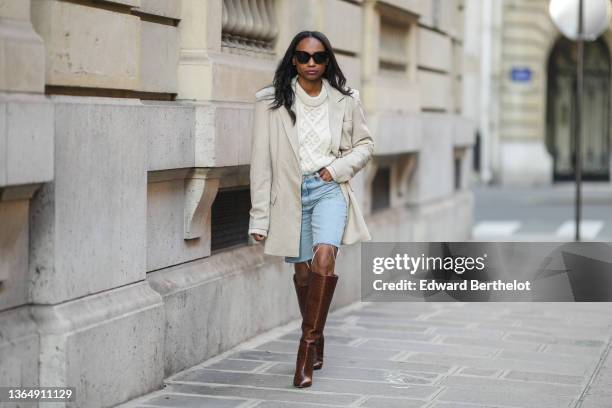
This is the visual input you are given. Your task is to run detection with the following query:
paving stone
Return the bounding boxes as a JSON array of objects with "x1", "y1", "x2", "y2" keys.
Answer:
[
  {"x1": 357, "y1": 338, "x2": 499, "y2": 357},
  {"x1": 346, "y1": 309, "x2": 426, "y2": 319},
  {"x1": 543, "y1": 343, "x2": 603, "y2": 355},
  {"x1": 166, "y1": 383, "x2": 359, "y2": 406},
  {"x1": 404, "y1": 352, "x2": 589, "y2": 376},
  {"x1": 505, "y1": 332, "x2": 606, "y2": 347},
  {"x1": 349, "y1": 315, "x2": 471, "y2": 328},
  {"x1": 278, "y1": 331, "x2": 358, "y2": 345},
  {"x1": 438, "y1": 375, "x2": 582, "y2": 396},
  {"x1": 254, "y1": 340, "x2": 400, "y2": 360},
  {"x1": 357, "y1": 396, "x2": 427, "y2": 408},
  {"x1": 169, "y1": 368, "x2": 439, "y2": 399},
  {"x1": 282, "y1": 326, "x2": 436, "y2": 342},
  {"x1": 253, "y1": 401, "x2": 345, "y2": 408},
  {"x1": 436, "y1": 386, "x2": 576, "y2": 408},
  {"x1": 328, "y1": 320, "x2": 431, "y2": 333},
  {"x1": 428, "y1": 327, "x2": 507, "y2": 339},
  {"x1": 457, "y1": 368, "x2": 500, "y2": 377},
  {"x1": 428, "y1": 403, "x2": 510, "y2": 408},
  {"x1": 504, "y1": 370, "x2": 585, "y2": 385},
  {"x1": 227, "y1": 349, "x2": 453, "y2": 373},
  {"x1": 438, "y1": 335, "x2": 541, "y2": 351},
  {"x1": 264, "y1": 361, "x2": 439, "y2": 384},
  {"x1": 138, "y1": 393, "x2": 246, "y2": 407},
  {"x1": 205, "y1": 359, "x2": 270, "y2": 372},
  {"x1": 496, "y1": 349, "x2": 595, "y2": 367}
]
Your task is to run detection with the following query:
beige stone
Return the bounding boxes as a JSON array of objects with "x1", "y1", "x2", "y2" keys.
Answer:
[
  {"x1": 0, "y1": 0, "x2": 30, "y2": 20},
  {"x1": 418, "y1": 27, "x2": 452, "y2": 72},
  {"x1": 321, "y1": 0, "x2": 363, "y2": 54},
  {"x1": 0, "y1": 20, "x2": 45, "y2": 93},
  {"x1": 137, "y1": 0, "x2": 181, "y2": 18},
  {"x1": 140, "y1": 21, "x2": 178, "y2": 93},
  {"x1": 31, "y1": 0, "x2": 140, "y2": 90},
  {"x1": 419, "y1": 70, "x2": 451, "y2": 111}
]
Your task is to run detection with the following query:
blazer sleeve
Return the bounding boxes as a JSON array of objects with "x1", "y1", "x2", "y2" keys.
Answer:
[
  {"x1": 248, "y1": 97, "x2": 272, "y2": 237},
  {"x1": 325, "y1": 89, "x2": 375, "y2": 183}
]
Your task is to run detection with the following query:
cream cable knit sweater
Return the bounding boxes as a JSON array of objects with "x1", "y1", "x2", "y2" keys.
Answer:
[{"x1": 293, "y1": 77, "x2": 336, "y2": 175}]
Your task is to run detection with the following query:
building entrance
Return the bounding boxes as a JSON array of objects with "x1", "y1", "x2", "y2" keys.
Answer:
[{"x1": 546, "y1": 37, "x2": 610, "y2": 181}]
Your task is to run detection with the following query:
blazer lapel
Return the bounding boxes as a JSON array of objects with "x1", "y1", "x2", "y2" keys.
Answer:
[
  {"x1": 280, "y1": 102, "x2": 300, "y2": 164},
  {"x1": 325, "y1": 81, "x2": 347, "y2": 157}
]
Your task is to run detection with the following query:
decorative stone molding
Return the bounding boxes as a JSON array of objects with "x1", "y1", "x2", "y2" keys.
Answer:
[
  {"x1": 221, "y1": 0, "x2": 278, "y2": 56},
  {"x1": 396, "y1": 153, "x2": 417, "y2": 198},
  {"x1": 184, "y1": 168, "x2": 220, "y2": 240},
  {"x1": 0, "y1": 184, "x2": 43, "y2": 201}
]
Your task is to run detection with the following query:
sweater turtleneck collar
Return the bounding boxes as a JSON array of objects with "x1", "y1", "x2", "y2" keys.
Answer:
[{"x1": 292, "y1": 76, "x2": 329, "y2": 107}]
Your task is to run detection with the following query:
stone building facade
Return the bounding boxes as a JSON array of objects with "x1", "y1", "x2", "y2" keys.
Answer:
[
  {"x1": 0, "y1": 0, "x2": 477, "y2": 406},
  {"x1": 481, "y1": 0, "x2": 612, "y2": 185}
]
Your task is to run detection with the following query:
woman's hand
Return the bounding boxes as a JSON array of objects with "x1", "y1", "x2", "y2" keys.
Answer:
[
  {"x1": 317, "y1": 168, "x2": 333, "y2": 182},
  {"x1": 251, "y1": 233, "x2": 266, "y2": 241}
]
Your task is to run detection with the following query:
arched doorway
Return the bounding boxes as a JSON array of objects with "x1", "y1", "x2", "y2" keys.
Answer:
[{"x1": 546, "y1": 36, "x2": 611, "y2": 181}]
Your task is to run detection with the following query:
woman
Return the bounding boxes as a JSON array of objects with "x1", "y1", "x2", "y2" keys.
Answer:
[{"x1": 248, "y1": 30, "x2": 375, "y2": 388}]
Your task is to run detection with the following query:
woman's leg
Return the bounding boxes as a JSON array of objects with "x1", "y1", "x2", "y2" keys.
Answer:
[
  {"x1": 293, "y1": 261, "x2": 311, "y2": 285},
  {"x1": 293, "y1": 182, "x2": 347, "y2": 387}
]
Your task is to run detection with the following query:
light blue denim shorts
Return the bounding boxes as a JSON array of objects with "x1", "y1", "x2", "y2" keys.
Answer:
[{"x1": 284, "y1": 171, "x2": 348, "y2": 264}]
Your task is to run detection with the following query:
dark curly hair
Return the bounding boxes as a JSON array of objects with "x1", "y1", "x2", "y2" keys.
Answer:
[{"x1": 268, "y1": 30, "x2": 352, "y2": 125}]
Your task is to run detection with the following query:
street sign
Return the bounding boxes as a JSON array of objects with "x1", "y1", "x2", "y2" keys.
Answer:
[{"x1": 510, "y1": 67, "x2": 532, "y2": 82}]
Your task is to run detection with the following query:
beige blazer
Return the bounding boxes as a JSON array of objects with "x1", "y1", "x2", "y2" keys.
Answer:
[{"x1": 248, "y1": 77, "x2": 375, "y2": 257}]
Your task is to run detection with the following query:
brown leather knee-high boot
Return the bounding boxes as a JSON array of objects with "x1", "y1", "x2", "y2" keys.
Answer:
[
  {"x1": 293, "y1": 271, "x2": 338, "y2": 387},
  {"x1": 293, "y1": 269, "x2": 324, "y2": 370}
]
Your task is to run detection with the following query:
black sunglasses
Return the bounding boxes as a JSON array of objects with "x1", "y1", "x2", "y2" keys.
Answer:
[{"x1": 294, "y1": 50, "x2": 330, "y2": 64}]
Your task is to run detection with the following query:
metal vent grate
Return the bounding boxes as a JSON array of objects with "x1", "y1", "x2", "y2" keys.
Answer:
[
  {"x1": 371, "y1": 166, "x2": 391, "y2": 212},
  {"x1": 211, "y1": 187, "x2": 251, "y2": 252}
]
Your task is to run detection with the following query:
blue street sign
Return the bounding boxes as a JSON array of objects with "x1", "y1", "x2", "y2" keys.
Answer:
[{"x1": 510, "y1": 67, "x2": 532, "y2": 82}]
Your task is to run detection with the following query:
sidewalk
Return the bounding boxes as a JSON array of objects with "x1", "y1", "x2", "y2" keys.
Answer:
[{"x1": 117, "y1": 300, "x2": 612, "y2": 408}]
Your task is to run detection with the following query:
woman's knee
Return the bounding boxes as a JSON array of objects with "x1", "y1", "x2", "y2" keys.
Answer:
[{"x1": 311, "y1": 243, "x2": 338, "y2": 275}]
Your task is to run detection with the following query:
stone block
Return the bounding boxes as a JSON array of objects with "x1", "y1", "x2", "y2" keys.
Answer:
[
  {"x1": 31, "y1": 281, "x2": 164, "y2": 408},
  {"x1": 140, "y1": 21, "x2": 178, "y2": 93},
  {"x1": 29, "y1": 97, "x2": 147, "y2": 304},
  {"x1": 419, "y1": 70, "x2": 451, "y2": 111},
  {"x1": 31, "y1": 0, "x2": 140, "y2": 90},
  {"x1": 405, "y1": 113, "x2": 454, "y2": 203},
  {"x1": 363, "y1": 76, "x2": 420, "y2": 113},
  {"x1": 137, "y1": 0, "x2": 181, "y2": 19},
  {"x1": 0, "y1": 0, "x2": 31, "y2": 20},
  {"x1": 370, "y1": 112, "x2": 422, "y2": 155},
  {"x1": 322, "y1": 0, "x2": 363, "y2": 55},
  {"x1": 418, "y1": 27, "x2": 452, "y2": 72},
  {"x1": 336, "y1": 54, "x2": 362, "y2": 90},
  {"x1": 144, "y1": 102, "x2": 196, "y2": 171},
  {"x1": 0, "y1": 307, "x2": 39, "y2": 387},
  {"x1": 0, "y1": 19, "x2": 45, "y2": 92},
  {"x1": 2, "y1": 95, "x2": 54, "y2": 186}
]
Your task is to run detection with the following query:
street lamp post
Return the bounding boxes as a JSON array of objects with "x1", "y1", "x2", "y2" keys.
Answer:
[
  {"x1": 549, "y1": 0, "x2": 612, "y2": 241},
  {"x1": 575, "y1": 0, "x2": 583, "y2": 241}
]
